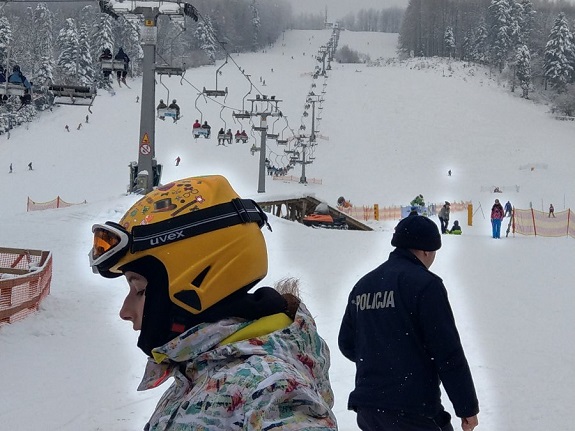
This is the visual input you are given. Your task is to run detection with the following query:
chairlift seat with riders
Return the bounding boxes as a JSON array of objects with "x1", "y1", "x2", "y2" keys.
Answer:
[
  {"x1": 192, "y1": 122, "x2": 211, "y2": 139},
  {"x1": 101, "y1": 58, "x2": 129, "y2": 72},
  {"x1": 0, "y1": 83, "x2": 27, "y2": 97},
  {"x1": 235, "y1": 133, "x2": 249, "y2": 143},
  {"x1": 157, "y1": 107, "x2": 179, "y2": 120}
]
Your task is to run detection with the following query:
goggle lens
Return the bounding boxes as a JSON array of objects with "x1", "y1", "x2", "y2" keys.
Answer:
[
  {"x1": 90, "y1": 223, "x2": 130, "y2": 274},
  {"x1": 92, "y1": 227, "x2": 123, "y2": 261}
]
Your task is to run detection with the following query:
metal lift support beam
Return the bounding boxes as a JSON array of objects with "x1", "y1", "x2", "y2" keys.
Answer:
[{"x1": 99, "y1": 0, "x2": 198, "y2": 194}]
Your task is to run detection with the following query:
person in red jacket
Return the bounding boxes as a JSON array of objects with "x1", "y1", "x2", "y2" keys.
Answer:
[{"x1": 491, "y1": 199, "x2": 504, "y2": 238}]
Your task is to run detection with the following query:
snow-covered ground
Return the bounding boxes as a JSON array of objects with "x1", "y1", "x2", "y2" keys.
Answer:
[{"x1": 1, "y1": 29, "x2": 574, "y2": 431}]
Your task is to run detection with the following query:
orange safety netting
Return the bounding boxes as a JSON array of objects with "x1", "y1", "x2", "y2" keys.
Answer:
[
  {"x1": 512, "y1": 208, "x2": 574, "y2": 238},
  {"x1": 339, "y1": 201, "x2": 471, "y2": 222},
  {"x1": 27, "y1": 196, "x2": 86, "y2": 212},
  {"x1": 0, "y1": 248, "x2": 52, "y2": 325}
]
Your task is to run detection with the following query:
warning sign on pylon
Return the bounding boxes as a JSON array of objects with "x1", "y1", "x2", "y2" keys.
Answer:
[{"x1": 141, "y1": 133, "x2": 150, "y2": 144}]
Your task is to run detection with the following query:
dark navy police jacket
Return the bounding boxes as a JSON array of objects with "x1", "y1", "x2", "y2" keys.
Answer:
[{"x1": 338, "y1": 248, "x2": 479, "y2": 419}]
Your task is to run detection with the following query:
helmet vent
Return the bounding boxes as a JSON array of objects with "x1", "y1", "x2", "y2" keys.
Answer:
[{"x1": 191, "y1": 266, "x2": 211, "y2": 288}]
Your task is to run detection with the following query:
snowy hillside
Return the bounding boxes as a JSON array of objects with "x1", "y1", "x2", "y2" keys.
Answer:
[{"x1": 1, "y1": 29, "x2": 574, "y2": 431}]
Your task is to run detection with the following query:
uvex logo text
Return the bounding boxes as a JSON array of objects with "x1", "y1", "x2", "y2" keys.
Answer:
[{"x1": 150, "y1": 230, "x2": 185, "y2": 246}]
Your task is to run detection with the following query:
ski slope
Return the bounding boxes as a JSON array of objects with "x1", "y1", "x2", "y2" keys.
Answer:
[{"x1": 1, "y1": 29, "x2": 574, "y2": 431}]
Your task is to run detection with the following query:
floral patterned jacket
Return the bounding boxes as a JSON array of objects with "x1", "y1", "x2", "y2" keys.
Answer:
[{"x1": 138, "y1": 303, "x2": 337, "y2": 431}]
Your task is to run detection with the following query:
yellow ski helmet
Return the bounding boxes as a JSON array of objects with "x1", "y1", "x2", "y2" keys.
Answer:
[{"x1": 90, "y1": 175, "x2": 270, "y2": 315}]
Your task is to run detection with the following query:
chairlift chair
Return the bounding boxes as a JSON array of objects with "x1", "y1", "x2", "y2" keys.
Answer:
[
  {"x1": 233, "y1": 111, "x2": 251, "y2": 119},
  {"x1": 0, "y1": 83, "x2": 27, "y2": 97},
  {"x1": 155, "y1": 65, "x2": 185, "y2": 77},
  {"x1": 101, "y1": 58, "x2": 128, "y2": 72},
  {"x1": 193, "y1": 127, "x2": 211, "y2": 139},
  {"x1": 202, "y1": 56, "x2": 229, "y2": 98},
  {"x1": 49, "y1": 85, "x2": 97, "y2": 109}
]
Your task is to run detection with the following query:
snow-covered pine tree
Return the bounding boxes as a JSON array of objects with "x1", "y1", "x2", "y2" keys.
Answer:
[
  {"x1": 77, "y1": 7, "x2": 94, "y2": 87},
  {"x1": 488, "y1": 0, "x2": 512, "y2": 72},
  {"x1": 115, "y1": 16, "x2": 142, "y2": 76},
  {"x1": 32, "y1": 3, "x2": 55, "y2": 87},
  {"x1": 14, "y1": 8, "x2": 35, "y2": 72},
  {"x1": 519, "y1": 0, "x2": 535, "y2": 45},
  {"x1": 93, "y1": 13, "x2": 114, "y2": 55},
  {"x1": 195, "y1": 16, "x2": 218, "y2": 64},
  {"x1": 57, "y1": 18, "x2": 79, "y2": 85},
  {"x1": 472, "y1": 23, "x2": 489, "y2": 64},
  {"x1": 92, "y1": 13, "x2": 114, "y2": 89},
  {"x1": 462, "y1": 29, "x2": 474, "y2": 61},
  {"x1": 544, "y1": 12, "x2": 575, "y2": 91},
  {"x1": 250, "y1": 0, "x2": 260, "y2": 52},
  {"x1": 508, "y1": 0, "x2": 524, "y2": 49},
  {"x1": 516, "y1": 44, "x2": 531, "y2": 98},
  {"x1": 444, "y1": 26, "x2": 455, "y2": 58},
  {"x1": 0, "y1": 16, "x2": 13, "y2": 66}
]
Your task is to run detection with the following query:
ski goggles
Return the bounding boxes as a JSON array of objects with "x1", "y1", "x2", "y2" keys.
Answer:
[
  {"x1": 90, "y1": 222, "x2": 131, "y2": 276},
  {"x1": 89, "y1": 198, "x2": 271, "y2": 277}
]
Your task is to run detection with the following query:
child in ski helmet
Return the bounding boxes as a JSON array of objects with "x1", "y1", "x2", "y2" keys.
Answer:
[{"x1": 89, "y1": 175, "x2": 336, "y2": 430}]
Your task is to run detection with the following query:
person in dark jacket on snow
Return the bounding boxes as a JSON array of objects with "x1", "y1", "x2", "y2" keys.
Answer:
[{"x1": 339, "y1": 215, "x2": 479, "y2": 431}]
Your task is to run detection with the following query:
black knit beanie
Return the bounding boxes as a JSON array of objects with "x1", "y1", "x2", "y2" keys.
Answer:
[{"x1": 391, "y1": 215, "x2": 442, "y2": 251}]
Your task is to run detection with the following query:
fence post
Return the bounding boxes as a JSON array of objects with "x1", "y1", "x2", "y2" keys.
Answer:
[
  {"x1": 468, "y1": 204, "x2": 473, "y2": 226},
  {"x1": 531, "y1": 208, "x2": 537, "y2": 236},
  {"x1": 374, "y1": 204, "x2": 379, "y2": 221}
]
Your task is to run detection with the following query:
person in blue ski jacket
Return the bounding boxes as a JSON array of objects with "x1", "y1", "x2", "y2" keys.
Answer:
[
  {"x1": 8, "y1": 65, "x2": 32, "y2": 89},
  {"x1": 339, "y1": 215, "x2": 479, "y2": 431}
]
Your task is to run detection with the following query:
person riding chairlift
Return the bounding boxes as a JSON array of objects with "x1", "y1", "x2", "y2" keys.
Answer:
[
  {"x1": 157, "y1": 99, "x2": 167, "y2": 120},
  {"x1": 168, "y1": 99, "x2": 180, "y2": 122},
  {"x1": 193, "y1": 119, "x2": 202, "y2": 129}
]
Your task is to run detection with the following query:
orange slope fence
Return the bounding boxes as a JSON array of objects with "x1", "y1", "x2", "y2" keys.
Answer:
[
  {"x1": 338, "y1": 201, "x2": 471, "y2": 222},
  {"x1": 27, "y1": 196, "x2": 86, "y2": 212},
  {"x1": 511, "y1": 208, "x2": 574, "y2": 238},
  {"x1": 0, "y1": 248, "x2": 53, "y2": 325}
]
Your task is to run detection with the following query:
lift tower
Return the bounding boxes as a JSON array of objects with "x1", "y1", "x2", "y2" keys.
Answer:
[{"x1": 99, "y1": 1, "x2": 198, "y2": 194}]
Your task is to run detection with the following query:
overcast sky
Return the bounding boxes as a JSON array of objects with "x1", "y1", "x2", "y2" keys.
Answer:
[{"x1": 286, "y1": 0, "x2": 407, "y2": 20}]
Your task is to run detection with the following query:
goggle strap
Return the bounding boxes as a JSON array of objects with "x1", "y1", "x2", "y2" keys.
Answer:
[{"x1": 130, "y1": 199, "x2": 268, "y2": 253}]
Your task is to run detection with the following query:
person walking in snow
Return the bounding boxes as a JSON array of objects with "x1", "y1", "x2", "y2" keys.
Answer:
[
  {"x1": 504, "y1": 200, "x2": 512, "y2": 217},
  {"x1": 339, "y1": 215, "x2": 479, "y2": 431},
  {"x1": 491, "y1": 199, "x2": 504, "y2": 239},
  {"x1": 438, "y1": 201, "x2": 450, "y2": 234},
  {"x1": 89, "y1": 175, "x2": 337, "y2": 431}
]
